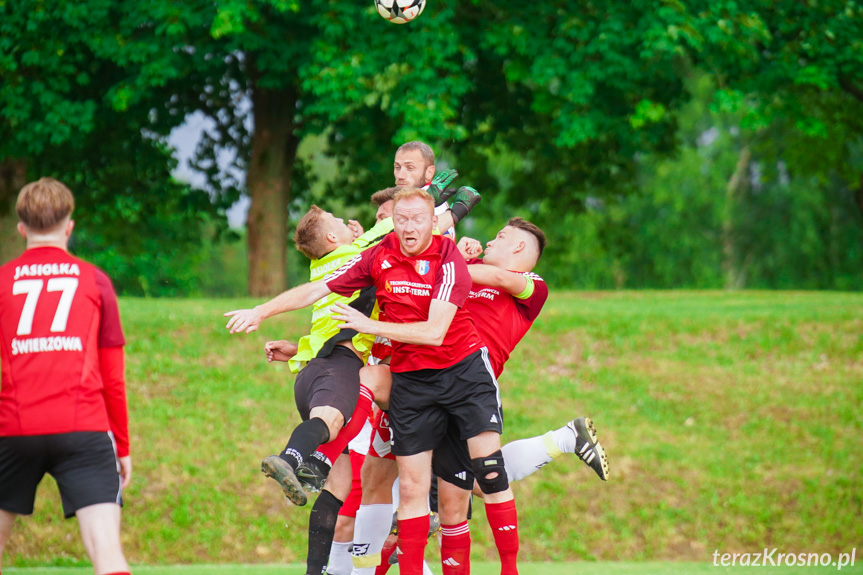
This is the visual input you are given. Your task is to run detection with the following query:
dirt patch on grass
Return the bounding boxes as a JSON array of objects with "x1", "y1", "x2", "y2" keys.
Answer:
[{"x1": 527, "y1": 331, "x2": 618, "y2": 379}]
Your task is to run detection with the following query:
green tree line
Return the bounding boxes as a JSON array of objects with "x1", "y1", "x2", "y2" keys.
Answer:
[{"x1": 2, "y1": 0, "x2": 862, "y2": 295}]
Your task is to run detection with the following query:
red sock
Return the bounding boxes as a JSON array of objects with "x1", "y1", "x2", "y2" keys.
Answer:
[
  {"x1": 440, "y1": 521, "x2": 471, "y2": 574},
  {"x1": 317, "y1": 384, "x2": 374, "y2": 465},
  {"x1": 396, "y1": 515, "x2": 429, "y2": 575},
  {"x1": 486, "y1": 500, "x2": 519, "y2": 575},
  {"x1": 103, "y1": 572, "x2": 131, "y2": 575},
  {"x1": 375, "y1": 534, "x2": 397, "y2": 574}
]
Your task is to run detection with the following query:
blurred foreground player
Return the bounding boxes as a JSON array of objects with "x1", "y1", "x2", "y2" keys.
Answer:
[{"x1": 0, "y1": 178, "x2": 132, "y2": 575}]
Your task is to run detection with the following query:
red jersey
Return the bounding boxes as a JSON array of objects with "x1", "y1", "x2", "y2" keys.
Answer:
[
  {"x1": 326, "y1": 234, "x2": 482, "y2": 373},
  {"x1": 0, "y1": 247, "x2": 128, "y2": 454},
  {"x1": 465, "y1": 261, "x2": 548, "y2": 378}
]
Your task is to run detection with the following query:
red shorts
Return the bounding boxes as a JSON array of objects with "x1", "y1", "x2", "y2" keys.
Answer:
[
  {"x1": 338, "y1": 450, "x2": 366, "y2": 518},
  {"x1": 367, "y1": 409, "x2": 395, "y2": 461}
]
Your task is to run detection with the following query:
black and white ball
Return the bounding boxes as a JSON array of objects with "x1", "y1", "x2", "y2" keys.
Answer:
[{"x1": 375, "y1": 0, "x2": 426, "y2": 24}]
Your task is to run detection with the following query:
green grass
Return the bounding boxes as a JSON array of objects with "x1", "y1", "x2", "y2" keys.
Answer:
[{"x1": 5, "y1": 291, "x2": 862, "y2": 567}]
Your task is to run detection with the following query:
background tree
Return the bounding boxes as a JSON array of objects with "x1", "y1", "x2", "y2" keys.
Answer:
[
  {"x1": 3, "y1": 0, "x2": 862, "y2": 293},
  {"x1": 0, "y1": 1, "x2": 223, "y2": 294},
  {"x1": 107, "y1": 0, "x2": 701, "y2": 295}
]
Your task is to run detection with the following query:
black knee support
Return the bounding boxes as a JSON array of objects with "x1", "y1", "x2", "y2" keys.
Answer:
[{"x1": 471, "y1": 450, "x2": 509, "y2": 495}]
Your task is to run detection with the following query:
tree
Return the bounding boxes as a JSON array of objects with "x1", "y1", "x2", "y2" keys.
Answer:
[
  {"x1": 0, "y1": 1, "x2": 224, "y2": 293},
  {"x1": 112, "y1": 0, "x2": 706, "y2": 295},
  {"x1": 7, "y1": 0, "x2": 861, "y2": 295}
]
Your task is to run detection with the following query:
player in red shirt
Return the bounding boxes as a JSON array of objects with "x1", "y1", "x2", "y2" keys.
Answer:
[
  {"x1": 430, "y1": 220, "x2": 609, "y2": 574},
  {"x1": 0, "y1": 178, "x2": 132, "y2": 575},
  {"x1": 346, "y1": 218, "x2": 608, "y2": 575},
  {"x1": 327, "y1": 189, "x2": 523, "y2": 575},
  {"x1": 227, "y1": 188, "x2": 520, "y2": 575}
]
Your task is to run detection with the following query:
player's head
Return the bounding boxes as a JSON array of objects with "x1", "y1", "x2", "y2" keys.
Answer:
[
  {"x1": 394, "y1": 141, "x2": 435, "y2": 188},
  {"x1": 371, "y1": 186, "x2": 399, "y2": 222},
  {"x1": 294, "y1": 205, "x2": 355, "y2": 260},
  {"x1": 16, "y1": 177, "x2": 76, "y2": 243},
  {"x1": 483, "y1": 217, "x2": 546, "y2": 271},
  {"x1": 392, "y1": 188, "x2": 437, "y2": 257}
]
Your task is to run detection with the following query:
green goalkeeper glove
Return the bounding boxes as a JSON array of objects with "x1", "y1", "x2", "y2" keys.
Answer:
[
  {"x1": 449, "y1": 186, "x2": 482, "y2": 225},
  {"x1": 427, "y1": 169, "x2": 459, "y2": 206}
]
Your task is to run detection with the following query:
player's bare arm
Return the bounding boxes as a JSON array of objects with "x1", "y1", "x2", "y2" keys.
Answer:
[
  {"x1": 467, "y1": 262, "x2": 528, "y2": 296},
  {"x1": 332, "y1": 298, "x2": 457, "y2": 346},
  {"x1": 224, "y1": 280, "x2": 332, "y2": 334},
  {"x1": 437, "y1": 210, "x2": 456, "y2": 236},
  {"x1": 264, "y1": 340, "x2": 300, "y2": 362}
]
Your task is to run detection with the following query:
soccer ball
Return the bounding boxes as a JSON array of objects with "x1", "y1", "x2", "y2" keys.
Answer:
[{"x1": 375, "y1": 0, "x2": 426, "y2": 24}]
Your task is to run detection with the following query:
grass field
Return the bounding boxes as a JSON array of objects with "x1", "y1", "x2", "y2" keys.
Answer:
[{"x1": 4, "y1": 291, "x2": 861, "y2": 569}]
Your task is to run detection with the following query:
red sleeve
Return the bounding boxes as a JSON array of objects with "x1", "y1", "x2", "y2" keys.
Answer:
[
  {"x1": 433, "y1": 239, "x2": 472, "y2": 307},
  {"x1": 325, "y1": 244, "x2": 379, "y2": 297},
  {"x1": 94, "y1": 268, "x2": 125, "y2": 348},
  {"x1": 515, "y1": 273, "x2": 549, "y2": 322},
  {"x1": 99, "y1": 346, "x2": 130, "y2": 457}
]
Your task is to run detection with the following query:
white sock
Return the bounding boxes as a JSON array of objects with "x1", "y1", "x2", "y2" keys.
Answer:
[
  {"x1": 351, "y1": 504, "x2": 393, "y2": 575},
  {"x1": 551, "y1": 423, "x2": 577, "y2": 454},
  {"x1": 501, "y1": 434, "x2": 554, "y2": 482},
  {"x1": 422, "y1": 560, "x2": 434, "y2": 575},
  {"x1": 327, "y1": 541, "x2": 353, "y2": 574}
]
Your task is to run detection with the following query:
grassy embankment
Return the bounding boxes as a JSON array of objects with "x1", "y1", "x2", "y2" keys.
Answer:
[{"x1": 5, "y1": 291, "x2": 861, "y2": 568}]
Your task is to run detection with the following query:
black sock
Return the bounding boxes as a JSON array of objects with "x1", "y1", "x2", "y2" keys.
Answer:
[
  {"x1": 279, "y1": 418, "x2": 330, "y2": 471},
  {"x1": 306, "y1": 490, "x2": 343, "y2": 575}
]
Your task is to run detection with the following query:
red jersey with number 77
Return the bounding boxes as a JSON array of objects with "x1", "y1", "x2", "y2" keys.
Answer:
[
  {"x1": 0, "y1": 247, "x2": 127, "y2": 448},
  {"x1": 326, "y1": 233, "x2": 482, "y2": 373}
]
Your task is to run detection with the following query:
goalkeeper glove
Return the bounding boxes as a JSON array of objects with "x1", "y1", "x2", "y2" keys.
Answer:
[
  {"x1": 427, "y1": 169, "x2": 459, "y2": 206},
  {"x1": 449, "y1": 186, "x2": 482, "y2": 225}
]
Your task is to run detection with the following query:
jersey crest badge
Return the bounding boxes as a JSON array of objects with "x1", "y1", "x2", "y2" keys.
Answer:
[{"x1": 415, "y1": 260, "x2": 430, "y2": 275}]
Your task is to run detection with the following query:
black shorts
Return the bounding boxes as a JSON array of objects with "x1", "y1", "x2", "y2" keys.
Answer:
[
  {"x1": 0, "y1": 431, "x2": 122, "y2": 518},
  {"x1": 294, "y1": 345, "x2": 363, "y2": 422},
  {"x1": 433, "y1": 418, "x2": 478, "y2": 490},
  {"x1": 389, "y1": 348, "x2": 502, "y2": 458}
]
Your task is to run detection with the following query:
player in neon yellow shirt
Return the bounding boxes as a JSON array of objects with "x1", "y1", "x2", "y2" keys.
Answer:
[{"x1": 286, "y1": 210, "x2": 395, "y2": 374}]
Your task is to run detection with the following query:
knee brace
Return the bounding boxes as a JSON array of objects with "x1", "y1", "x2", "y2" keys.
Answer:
[{"x1": 471, "y1": 450, "x2": 510, "y2": 495}]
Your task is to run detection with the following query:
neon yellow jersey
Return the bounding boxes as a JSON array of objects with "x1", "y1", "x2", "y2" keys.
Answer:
[{"x1": 288, "y1": 218, "x2": 394, "y2": 373}]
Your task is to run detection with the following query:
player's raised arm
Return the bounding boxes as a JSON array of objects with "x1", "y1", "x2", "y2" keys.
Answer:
[
  {"x1": 332, "y1": 298, "x2": 458, "y2": 347},
  {"x1": 467, "y1": 263, "x2": 529, "y2": 297},
  {"x1": 427, "y1": 171, "x2": 482, "y2": 235},
  {"x1": 224, "y1": 280, "x2": 332, "y2": 334},
  {"x1": 470, "y1": 217, "x2": 548, "y2": 297}
]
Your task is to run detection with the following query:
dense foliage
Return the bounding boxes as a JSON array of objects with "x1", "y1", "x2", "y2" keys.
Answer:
[{"x1": 1, "y1": 0, "x2": 861, "y2": 293}]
